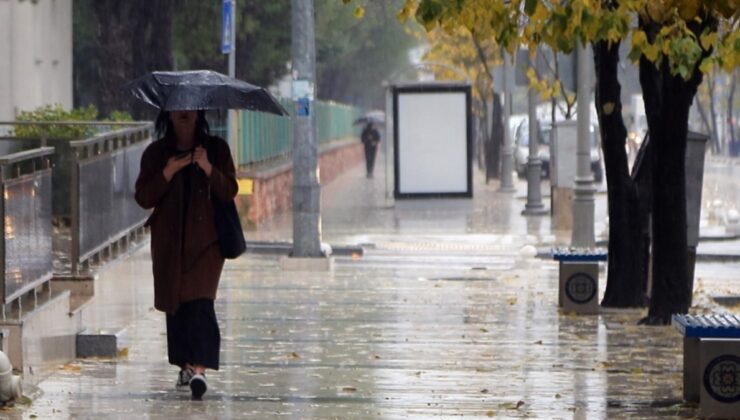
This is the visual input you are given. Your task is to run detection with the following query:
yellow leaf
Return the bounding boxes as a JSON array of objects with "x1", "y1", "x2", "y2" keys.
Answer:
[
  {"x1": 646, "y1": 1, "x2": 668, "y2": 23},
  {"x1": 397, "y1": 7, "x2": 410, "y2": 23},
  {"x1": 678, "y1": 0, "x2": 700, "y2": 21},
  {"x1": 354, "y1": 6, "x2": 365, "y2": 19},
  {"x1": 700, "y1": 31, "x2": 718, "y2": 51},
  {"x1": 699, "y1": 58, "x2": 713, "y2": 74},
  {"x1": 644, "y1": 43, "x2": 660, "y2": 62},
  {"x1": 632, "y1": 30, "x2": 648, "y2": 49},
  {"x1": 542, "y1": 86, "x2": 552, "y2": 100},
  {"x1": 602, "y1": 102, "x2": 615, "y2": 115}
]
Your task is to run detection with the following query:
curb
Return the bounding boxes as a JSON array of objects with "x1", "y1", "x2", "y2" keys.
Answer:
[{"x1": 245, "y1": 241, "x2": 363, "y2": 257}]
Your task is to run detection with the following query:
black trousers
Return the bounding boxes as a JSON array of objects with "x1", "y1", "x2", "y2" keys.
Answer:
[
  {"x1": 166, "y1": 299, "x2": 221, "y2": 370},
  {"x1": 364, "y1": 142, "x2": 378, "y2": 175}
]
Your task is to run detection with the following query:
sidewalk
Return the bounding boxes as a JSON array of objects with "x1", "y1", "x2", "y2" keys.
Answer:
[{"x1": 6, "y1": 157, "x2": 738, "y2": 419}]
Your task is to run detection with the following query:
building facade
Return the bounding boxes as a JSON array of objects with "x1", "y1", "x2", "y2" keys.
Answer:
[{"x1": 0, "y1": 0, "x2": 72, "y2": 122}]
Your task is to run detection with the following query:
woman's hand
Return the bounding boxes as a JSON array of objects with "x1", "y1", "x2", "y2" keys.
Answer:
[
  {"x1": 193, "y1": 146, "x2": 212, "y2": 177},
  {"x1": 162, "y1": 154, "x2": 192, "y2": 182}
]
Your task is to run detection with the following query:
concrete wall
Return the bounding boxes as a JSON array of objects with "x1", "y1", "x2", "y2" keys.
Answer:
[
  {"x1": 0, "y1": 0, "x2": 73, "y2": 122},
  {"x1": 237, "y1": 140, "x2": 364, "y2": 225}
]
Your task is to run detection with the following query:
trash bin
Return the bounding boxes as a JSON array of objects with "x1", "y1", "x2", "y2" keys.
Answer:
[{"x1": 686, "y1": 131, "x2": 709, "y2": 305}]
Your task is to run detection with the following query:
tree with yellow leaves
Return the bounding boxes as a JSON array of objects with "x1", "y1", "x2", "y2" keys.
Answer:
[
  {"x1": 422, "y1": 27, "x2": 506, "y2": 180},
  {"x1": 398, "y1": 0, "x2": 740, "y2": 324}
]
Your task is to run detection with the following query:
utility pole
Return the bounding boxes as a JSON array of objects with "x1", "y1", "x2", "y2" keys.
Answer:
[
  {"x1": 290, "y1": 0, "x2": 323, "y2": 257},
  {"x1": 571, "y1": 45, "x2": 596, "y2": 247},
  {"x1": 499, "y1": 52, "x2": 516, "y2": 192}
]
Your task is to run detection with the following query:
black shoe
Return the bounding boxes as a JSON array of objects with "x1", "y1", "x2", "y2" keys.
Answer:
[
  {"x1": 190, "y1": 373, "x2": 207, "y2": 400},
  {"x1": 176, "y1": 368, "x2": 194, "y2": 391}
]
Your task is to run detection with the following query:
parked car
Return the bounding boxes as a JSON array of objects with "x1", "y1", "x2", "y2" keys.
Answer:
[{"x1": 511, "y1": 117, "x2": 603, "y2": 183}]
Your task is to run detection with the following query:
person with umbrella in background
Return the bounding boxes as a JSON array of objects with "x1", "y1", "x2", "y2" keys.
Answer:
[
  {"x1": 356, "y1": 111, "x2": 384, "y2": 178},
  {"x1": 129, "y1": 70, "x2": 287, "y2": 399}
]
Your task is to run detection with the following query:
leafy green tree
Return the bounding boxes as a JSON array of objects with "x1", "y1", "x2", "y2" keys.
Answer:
[
  {"x1": 171, "y1": 0, "x2": 291, "y2": 88},
  {"x1": 317, "y1": 1, "x2": 419, "y2": 108},
  {"x1": 73, "y1": 0, "x2": 174, "y2": 119},
  {"x1": 422, "y1": 26, "x2": 503, "y2": 179},
  {"x1": 74, "y1": 0, "x2": 290, "y2": 119},
  {"x1": 401, "y1": 0, "x2": 740, "y2": 324}
]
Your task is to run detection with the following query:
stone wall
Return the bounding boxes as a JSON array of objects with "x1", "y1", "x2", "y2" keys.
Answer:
[{"x1": 237, "y1": 138, "x2": 363, "y2": 225}]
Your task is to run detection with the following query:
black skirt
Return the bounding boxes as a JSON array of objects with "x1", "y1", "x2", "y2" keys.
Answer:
[{"x1": 166, "y1": 298, "x2": 221, "y2": 370}]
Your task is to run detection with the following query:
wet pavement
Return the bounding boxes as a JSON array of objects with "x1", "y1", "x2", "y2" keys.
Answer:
[{"x1": 4, "y1": 155, "x2": 740, "y2": 419}]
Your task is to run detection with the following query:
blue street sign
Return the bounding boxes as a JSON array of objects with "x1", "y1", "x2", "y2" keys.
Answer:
[{"x1": 222, "y1": 0, "x2": 232, "y2": 54}]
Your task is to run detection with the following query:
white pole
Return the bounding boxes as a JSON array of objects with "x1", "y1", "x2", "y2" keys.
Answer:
[{"x1": 571, "y1": 44, "x2": 596, "y2": 247}]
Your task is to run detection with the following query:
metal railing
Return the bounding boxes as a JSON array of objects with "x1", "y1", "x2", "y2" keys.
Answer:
[
  {"x1": 0, "y1": 147, "x2": 54, "y2": 305},
  {"x1": 68, "y1": 124, "x2": 152, "y2": 273},
  {"x1": 234, "y1": 99, "x2": 363, "y2": 166},
  {"x1": 0, "y1": 121, "x2": 153, "y2": 276}
]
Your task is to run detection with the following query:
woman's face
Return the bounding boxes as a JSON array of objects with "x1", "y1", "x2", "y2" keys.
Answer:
[{"x1": 170, "y1": 110, "x2": 197, "y2": 135}]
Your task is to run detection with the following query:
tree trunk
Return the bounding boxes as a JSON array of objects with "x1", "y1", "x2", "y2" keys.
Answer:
[
  {"x1": 696, "y1": 96, "x2": 713, "y2": 143},
  {"x1": 478, "y1": 97, "x2": 489, "y2": 175},
  {"x1": 489, "y1": 93, "x2": 503, "y2": 179},
  {"x1": 728, "y1": 71, "x2": 737, "y2": 155},
  {"x1": 638, "y1": 17, "x2": 711, "y2": 325},
  {"x1": 707, "y1": 70, "x2": 721, "y2": 153},
  {"x1": 94, "y1": 1, "x2": 135, "y2": 117},
  {"x1": 593, "y1": 39, "x2": 648, "y2": 307},
  {"x1": 91, "y1": 1, "x2": 174, "y2": 118}
]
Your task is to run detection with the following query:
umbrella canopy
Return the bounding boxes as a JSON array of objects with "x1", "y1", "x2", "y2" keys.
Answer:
[
  {"x1": 125, "y1": 70, "x2": 289, "y2": 116},
  {"x1": 353, "y1": 110, "x2": 385, "y2": 126}
]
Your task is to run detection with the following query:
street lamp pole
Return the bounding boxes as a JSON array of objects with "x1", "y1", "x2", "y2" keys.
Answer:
[
  {"x1": 571, "y1": 44, "x2": 596, "y2": 247},
  {"x1": 499, "y1": 52, "x2": 516, "y2": 192},
  {"x1": 290, "y1": 0, "x2": 322, "y2": 257},
  {"x1": 522, "y1": 55, "x2": 547, "y2": 215}
]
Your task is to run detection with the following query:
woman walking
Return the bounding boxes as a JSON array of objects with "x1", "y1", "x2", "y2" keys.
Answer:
[{"x1": 135, "y1": 109, "x2": 237, "y2": 399}]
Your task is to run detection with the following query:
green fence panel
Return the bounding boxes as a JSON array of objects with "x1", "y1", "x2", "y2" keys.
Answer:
[{"x1": 235, "y1": 98, "x2": 362, "y2": 167}]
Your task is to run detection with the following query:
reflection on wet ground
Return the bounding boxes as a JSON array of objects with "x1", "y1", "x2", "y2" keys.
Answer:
[{"x1": 8, "y1": 157, "x2": 739, "y2": 419}]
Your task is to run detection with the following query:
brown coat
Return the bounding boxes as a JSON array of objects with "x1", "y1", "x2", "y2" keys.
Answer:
[{"x1": 135, "y1": 135, "x2": 238, "y2": 314}]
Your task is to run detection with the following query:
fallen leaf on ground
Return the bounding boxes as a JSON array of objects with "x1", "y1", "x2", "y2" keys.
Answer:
[
  {"x1": 499, "y1": 401, "x2": 525, "y2": 410},
  {"x1": 60, "y1": 364, "x2": 81, "y2": 373}
]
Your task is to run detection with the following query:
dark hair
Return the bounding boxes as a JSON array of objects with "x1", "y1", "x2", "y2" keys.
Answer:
[{"x1": 155, "y1": 110, "x2": 211, "y2": 141}]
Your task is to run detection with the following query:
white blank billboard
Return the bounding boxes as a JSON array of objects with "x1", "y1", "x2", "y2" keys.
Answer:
[{"x1": 393, "y1": 84, "x2": 472, "y2": 198}]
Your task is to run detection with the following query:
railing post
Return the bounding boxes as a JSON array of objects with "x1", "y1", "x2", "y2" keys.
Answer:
[{"x1": 71, "y1": 147, "x2": 80, "y2": 274}]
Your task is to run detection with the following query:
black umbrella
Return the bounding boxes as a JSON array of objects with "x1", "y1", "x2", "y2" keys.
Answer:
[{"x1": 125, "y1": 70, "x2": 289, "y2": 116}]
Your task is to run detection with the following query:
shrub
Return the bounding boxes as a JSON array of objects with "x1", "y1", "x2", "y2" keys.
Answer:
[{"x1": 13, "y1": 104, "x2": 134, "y2": 140}]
